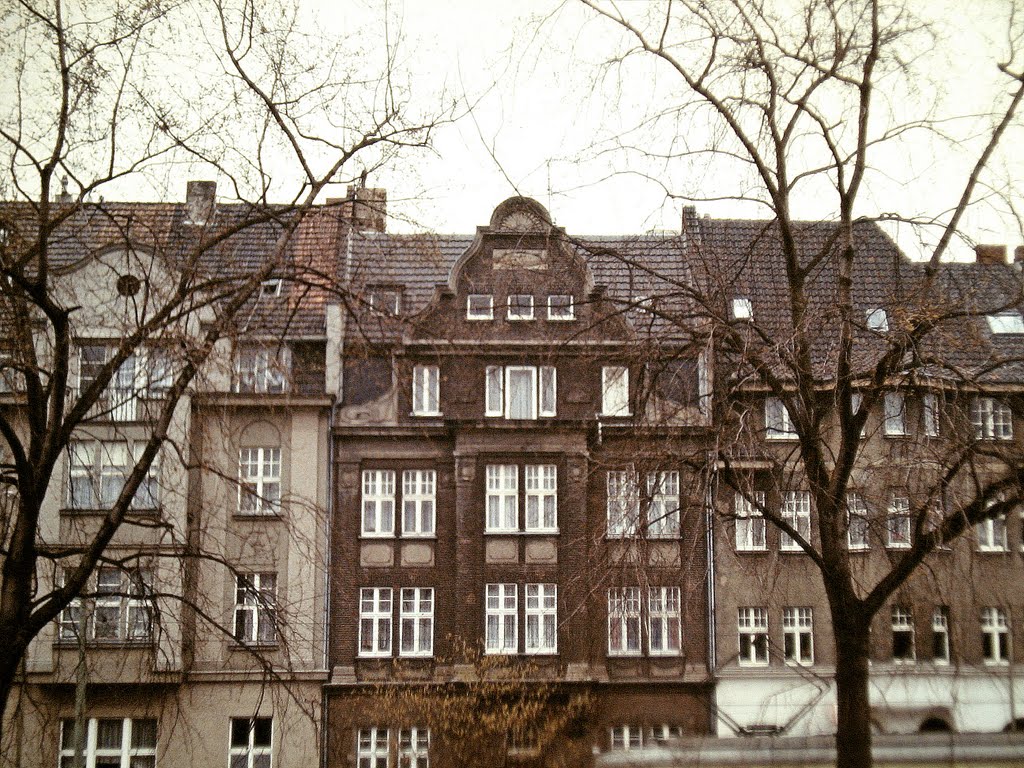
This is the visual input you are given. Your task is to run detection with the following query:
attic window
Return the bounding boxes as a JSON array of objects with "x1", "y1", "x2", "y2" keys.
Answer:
[
  {"x1": 732, "y1": 297, "x2": 753, "y2": 320},
  {"x1": 367, "y1": 286, "x2": 401, "y2": 316},
  {"x1": 261, "y1": 279, "x2": 282, "y2": 297},
  {"x1": 467, "y1": 294, "x2": 494, "y2": 320},
  {"x1": 986, "y1": 311, "x2": 1024, "y2": 335},
  {"x1": 867, "y1": 308, "x2": 888, "y2": 331},
  {"x1": 507, "y1": 294, "x2": 534, "y2": 321},
  {"x1": 547, "y1": 295, "x2": 574, "y2": 320}
]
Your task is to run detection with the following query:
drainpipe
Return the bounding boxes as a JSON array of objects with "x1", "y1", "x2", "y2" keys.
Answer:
[{"x1": 704, "y1": 449, "x2": 717, "y2": 735}]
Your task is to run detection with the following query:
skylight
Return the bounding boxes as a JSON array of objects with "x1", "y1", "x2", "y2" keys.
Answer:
[
  {"x1": 732, "y1": 297, "x2": 753, "y2": 320},
  {"x1": 986, "y1": 311, "x2": 1024, "y2": 334},
  {"x1": 866, "y1": 308, "x2": 888, "y2": 331}
]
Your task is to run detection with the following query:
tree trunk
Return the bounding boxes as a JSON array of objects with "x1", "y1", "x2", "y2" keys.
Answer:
[{"x1": 834, "y1": 616, "x2": 873, "y2": 768}]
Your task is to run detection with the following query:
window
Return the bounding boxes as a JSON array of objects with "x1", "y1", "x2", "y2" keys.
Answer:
[
  {"x1": 883, "y1": 392, "x2": 906, "y2": 436},
  {"x1": 846, "y1": 493, "x2": 870, "y2": 550},
  {"x1": 411, "y1": 365, "x2": 440, "y2": 416},
  {"x1": 525, "y1": 465, "x2": 557, "y2": 532},
  {"x1": 981, "y1": 607, "x2": 1009, "y2": 664},
  {"x1": 923, "y1": 392, "x2": 940, "y2": 437},
  {"x1": 646, "y1": 471, "x2": 680, "y2": 537},
  {"x1": 607, "y1": 470, "x2": 679, "y2": 538},
  {"x1": 485, "y1": 583, "x2": 518, "y2": 654},
  {"x1": 367, "y1": 286, "x2": 401, "y2": 316},
  {"x1": 362, "y1": 470, "x2": 395, "y2": 536},
  {"x1": 525, "y1": 583, "x2": 558, "y2": 654},
  {"x1": 230, "y1": 717, "x2": 272, "y2": 768},
  {"x1": 238, "y1": 448, "x2": 281, "y2": 515},
  {"x1": 58, "y1": 568, "x2": 153, "y2": 643},
  {"x1": 732, "y1": 297, "x2": 753, "y2": 320},
  {"x1": 547, "y1": 294, "x2": 574, "y2": 320},
  {"x1": 234, "y1": 346, "x2": 288, "y2": 394},
  {"x1": 485, "y1": 463, "x2": 558, "y2": 534},
  {"x1": 606, "y1": 471, "x2": 639, "y2": 537},
  {"x1": 866, "y1": 308, "x2": 889, "y2": 331},
  {"x1": 261, "y1": 278, "x2": 283, "y2": 297},
  {"x1": 78, "y1": 344, "x2": 172, "y2": 421},
  {"x1": 357, "y1": 728, "x2": 389, "y2": 768},
  {"x1": 402, "y1": 470, "x2": 436, "y2": 536},
  {"x1": 738, "y1": 607, "x2": 769, "y2": 666},
  {"x1": 650, "y1": 725, "x2": 683, "y2": 744},
  {"x1": 608, "y1": 588, "x2": 642, "y2": 655},
  {"x1": 466, "y1": 294, "x2": 493, "y2": 320},
  {"x1": 648, "y1": 587, "x2": 682, "y2": 655},
  {"x1": 609, "y1": 725, "x2": 643, "y2": 751},
  {"x1": 234, "y1": 573, "x2": 276, "y2": 645},
  {"x1": 977, "y1": 514, "x2": 1008, "y2": 551},
  {"x1": 399, "y1": 587, "x2": 434, "y2": 657},
  {"x1": 601, "y1": 366, "x2": 630, "y2": 416},
  {"x1": 359, "y1": 587, "x2": 393, "y2": 657},
  {"x1": 485, "y1": 365, "x2": 556, "y2": 419},
  {"x1": 399, "y1": 728, "x2": 430, "y2": 768},
  {"x1": 780, "y1": 491, "x2": 811, "y2": 551},
  {"x1": 67, "y1": 442, "x2": 159, "y2": 511},
  {"x1": 60, "y1": 718, "x2": 157, "y2": 768},
  {"x1": 986, "y1": 310, "x2": 1024, "y2": 334},
  {"x1": 486, "y1": 465, "x2": 519, "y2": 532},
  {"x1": 932, "y1": 607, "x2": 950, "y2": 664},
  {"x1": 971, "y1": 397, "x2": 1013, "y2": 440},
  {"x1": 735, "y1": 491, "x2": 766, "y2": 551},
  {"x1": 783, "y1": 607, "x2": 814, "y2": 665},
  {"x1": 765, "y1": 397, "x2": 797, "y2": 439},
  {"x1": 507, "y1": 294, "x2": 534, "y2": 320},
  {"x1": 892, "y1": 606, "x2": 915, "y2": 663},
  {"x1": 887, "y1": 496, "x2": 911, "y2": 549}
]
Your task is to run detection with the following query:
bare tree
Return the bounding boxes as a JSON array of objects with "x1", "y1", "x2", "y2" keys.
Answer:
[{"x1": 572, "y1": 1, "x2": 1024, "y2": 766}]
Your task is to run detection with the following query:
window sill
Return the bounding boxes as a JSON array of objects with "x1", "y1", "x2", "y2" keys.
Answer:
[
  {"x1": 547, "y1": 316, "x2": 575, "y2": 322},
  {"x1": 231, "y1": 642, "x2": 279, "y2": 651},
  {"x1": 485, "y1": 530, "x2": 559, "y2": 536},
  {"x1": 885, "y1": 544, "x2": 911, "y2": 550},
  {"x1": 883, "y1": 432, "x2": 907, "y2": 438},
  {"x1": 523, "y1": 649, "x2": 559, "y2": 656},
  {"x1": 61, "y1": 507, "x2": 160, "y2": 517},
  {"x1": 847, "y1": 546, "x2": 871, "y2": 553},
  {"x1": 735, "y1": 547, "x2": 768, "y2": 554},
  {"x1": 977, "y1": 547, "x2": 1010, "y2": 554},
  {"x1": 483, "y1": 649, "x2": 518, "y2": 656},
  {"x1": 737, "y1": 661, "x2": 770, "y2": 668},
  {"x1": 55, "y1": 639, "x2": 152, "y2": 648},
  {"x1": 765, "y1": 434, "x2": 798, "y2": 441},
  {"x1": 779, "y1": 547, "x2": 805, "y2": 554},
  {"x1": 234, "y1": 510, "x2": 282, "y2": 520},
  {"x1": 983, "y1": 660, "x2": 1010, "y2": 667},
  {"x1": 607, "y1": 652, "x2": 643, "y2": 658},
  {"x1": 410, "y1": 412, "x2": 443, "y2": 418},
  {"x1": 785, "y1": 659, "x2": 814, "y2": 667}
]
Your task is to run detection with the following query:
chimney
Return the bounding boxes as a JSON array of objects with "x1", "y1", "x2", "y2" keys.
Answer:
[
  {"x1": 346, "y1": 184, "x2": 387, "y2": 232},
  {"x1": 1014, "y1": 246, "x2": 1024, "y2": 264},
  {"x1": 185, "y1": 180, "x2": 217, "y2": 225},
  {"x1": 975, "y1": 244, "x2": 1007, "y2": 265}
]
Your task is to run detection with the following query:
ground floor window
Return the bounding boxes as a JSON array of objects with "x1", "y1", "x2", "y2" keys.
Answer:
[
  {"x1": 59, "y1": 718, "x2": 156, "y2": 768},
  {"x1": 229, "y1": 717, "x2": 272, "y2": 768},
  {"x1": 357, "y1": 727, "x2": 430, "y2": 768}
]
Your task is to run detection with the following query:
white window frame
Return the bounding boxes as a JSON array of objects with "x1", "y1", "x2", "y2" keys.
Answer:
[
  {"x1": 610, "y1": 725, "x2": 643, "y2": 751},
  {"x1": 233, "y1": 573, "x2": 277, "y2": 646},
  {"x1": 60, "y1": 717, "x2": 158, "y2": 768},
  {"x1": 485, "y1": 583, "x2": 518, "y2": 654},
  {"x1": 783, "y1": 607, "x2": 814, "y2": 665},
  {"x1": 59, "y1": 568, "x2": 153, "y2": 643},
  {"x1": 732, "y1": 297, "x2": 753, "y2": 320},
  {"x1": 398, "y1": 728, "x2": 430, "y2": 768},
  {"x1": 738, "y1": 607, "x2": 769, "y2": 666},
  {"x1": 601, "y1": 366, "x2": 630, "y2": 416},
  {"x1": 780, "y1": 490, "x2": 811, "y2": 551},
  {"x1": 357, "y1": 727, "x2": 389, "y2": 768},
  {"x1": 361, "y1": 470, "x2": 395, "y2": 537},
  {"x1": 892, "y1": 605, "x2": 915, "y2": 663},
  {"x1": 507, "y1": 294, "x2": 535, "y2": 320},
  {"x1": 524, "y1": 465, "x2": 557, "y2": 532},
  {"x1": 484, "y1": 365, "x2": 556, "y2": 419},
  {"x1": 887, "y1": 496, "x2": 911, "y2": 549},
  {"x1": 78, "y1": 344, "x2": 171, "y2": 422},
  {"x1": 412, "y1": 364, "x2": 440, "y2": 416},
  {"x1": 68, "y1": 441, "x2": 159, "y2": 511},
  {"x1": 646, "y1": 471, "x2": 680, "y2": 537},
  {"x1": 233, "y1": 345, "x2": 289, "y2": 394},
  {"x1": 606, "y1": 471, "x2": 639, "y2": 537},
  {"x1": 525, "y1": 583, "x2": 557, "y2": 655},
  {"x1": 971, "y1": 397, "x2": 1013, "y2": 440},
  {"x1": 402, "y1": 470, "x2": 436, "y2": 537},
  {"x1": 648, "y1": 587, "x2": 682, "y2": 656},
  {"x1": 238, "y1": 447, "x2": 281, "y2": 515},
  {"x1": 399, "y1": 587, "x2": 434, "y2": 657},
  {"x1": 505, "y1": 366, "x2": 537, "y2": 419},
  {"x1": 547, "y1": 294, "x2": 575, "y2": 320},
  {"x1": 486, "y1": 465, "x2": 519, "y2": 532},
  {"x1": 367, "y1": 286, "x2": 401, "y2": 316},
  {"x1": 466, "y1": 294, "x2": 494, "y2": 320},
  {"x1": 977, "y1": 514, "x2": 1008, "y2": 552},
  {"x1": 923, "y1": 392, "x2": 940, "y2": 437},
  {"x1": 765, "y1": 397, "x2": 797, "y2": 439},
  {"x1": 981, "y1": 607, "x2": 1009, "y2": 665},
  {"x1": 358, "y1": 587, "x2": 393, "y2": 657},
  {"x1": 735, "y1": 492, "x2": 766, "y2": 551},
  {"x1": 846, "y1": 493, "x2": 870, "y2": 551},
  {"x1": 230, "y1": 717, "x2": 273, "y2": 768},
  {"x1": 883, "y1": 392, "x2": 906, "y2": 436},
  {"x1": 932, "y1": 607, "x2": 950, "y2": 664},
  {"x1": 986, "y1": 311, "x2": 1024, "y2": 334},
  {"x1": 866, "y1": 308, "x2": 889, "y2": 331},
  {"x1": 608, "y1": 587, "x2": 642, "y2": 656}
]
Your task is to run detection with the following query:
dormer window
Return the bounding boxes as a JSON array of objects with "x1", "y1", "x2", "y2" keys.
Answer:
[
  {"x1": 547, "y1": 295, "x2": 574, "y2": 320},
  {"x1": 508, "y1": 294, "x2": 535, "y2": 321},
  {"x1": 866, "y1": 308, "x2": 888, "y2": 331},
  {"x1": 261, "y1": 279, "x2": 282, "y2": 297},
  {"x1": 367, "y1": 286, "x2": 401, "y2": 316},
  {"x1": 986, "y1": 311, "x2": 1024, "y2": 334},
  {"x1": 234, "y1": 345, "x2": 289, "y2": 394},
  {"x1": 467, "y1": 294, "x2": 494, "y2": 320},
  {"x1": 732, "y1": 297, "x2": 753, "y2": 320}
]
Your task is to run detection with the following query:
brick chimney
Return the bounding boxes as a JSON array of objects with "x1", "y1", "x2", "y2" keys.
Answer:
[
  {"x1": 975, "y1": 244, "x2": 1007, "y2": 265},
  {"x1": 1014, "y1": 246, "x2": 1024, "y2": 264},
  {"x1": 346, "y1": 183, "x2": 387, "y2": 232},
  {"x1": 185, "y1": 180, "x2": 216, "y2": 225}
]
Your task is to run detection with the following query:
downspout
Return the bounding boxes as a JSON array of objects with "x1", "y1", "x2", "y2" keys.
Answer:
[{"x1": 704, "y1": 448, "x2": 717, "y2": 733}]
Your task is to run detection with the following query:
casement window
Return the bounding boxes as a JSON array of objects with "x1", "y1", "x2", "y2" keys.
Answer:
[
  {"x1": 524, "y1": 465, "x2": 558, "y2": 532},
  {"x1": 648, "y1": 587, "x2": 682, "y2": 655},
  {"x1": 932, "y1": 607, "x2": 950, "y2": 664},
  {"x1": 485, "y1": 463, "x2": 556, "y2": 533},
  {"x1": 412, "y1": 365, "x2": 440, "y2": 416},
  {"x1": 765, "y1": 397, "x2": 797, "y2": 439},
  {"x1": 58, "y1": 568, "x2": 153, "y2": 643},
  {"x1": 547, "y1": 294, "x2": 574, "y2": 320},
  {"x1": 609, "y1": 725, "x2": 643, "y2": 751},
  {"x1": 846, "y1": 493, "x2": 870, "y2": 550},
  {"x1": 67, "y1": 441, "x2": 159, "y2": 511},
  {"x1": 485, "y1": 365, "x2": 556, "y2": 419},
  {"x1": 883, "y1": 392, "x2": 906, "y2": 436},
  {"x1": 783, "y1": 607, "x2": 814, "y2": 665},
  {"x1": 399, "y1": 587, "x2": 434, "y2": 657},
  {"x1": 402, "y1": 470, "x2": 436, "y2": 536},
  {"x1": 238, "y1": 448, "x2": 281, "y2": 515},
  {"x1": 601, "y1": 366, "x2": 630, "y2": 416},
  {"x1": 78, "y1": 344, "x2": 172, "y2": 421},
  {"x1": 780, "y1": 491, "x2": 811, "y2": 551},
  {"x1": 357, "y1": 728, "x2": 389, "y2": 768},
  {"x1": 485, "y1": 583, "x2": 518, "y2": 654},
  {"x1": 651, "y1": 725, "x2": 683, "y2": 744},
  {"x1": 923, "y1": 392, "x2": 940, "y2": 437},
  {"x1": 466, "y1": 294, "x2": 494, "y2": 320},
  {"x1": 525, "y1": 584, "x2": 558, "y2": 654},
  {"x1": 981, "y1": 607, "x2": 1009, "y2": 664},
  {"x1": 886, "y1": 496, "x2": 911, "y2": 549},
  {"x1": 233, "y1": 573, "x2": 276, "y2": 645},
  {"x1": 399, "y1": 728, "x2": 430, "y2": 768},
  {"x1": 646, "y1": 471, "x2": 680, "y2": 537},
  {"x1": 359, "y1": 587, "x2": 393, "y2": 657},
  {"x1": 233, "y1": 346, "x2": 289, "y2": 394},
  {"x1": 986, "y1": 310, "x2": 1024, "y2": 334},
  {"x1": 60, "y1": 718, "x2": 157, "y2": 768},
  {"x1": 362, "y1": 470, "x2": 396, "y2": 537},
  {"x1": 866, "y1": 308, "x2": 889, "y2": 331},
  {"x1": 507, "y1": 294, "x2": 535, "y2": 320},
  {"x1": 607, "y1": 470, "x2": 679, "y2": 538},
  {"x1": 892, "y1": 606, "x2": 915, "y2": 663},
  {"x1": 732, "y1": 297, "x2": 753, "y2": 320},
  {"x1": 737, "y1": 607, "x2": 769, "y2": 666},
  {"x1": 608, "y1": 587, "x2": 642, "y2": 656},
  {"x1": 486, "y1": 465, "x2": 519, "y2": 532},
  {"x1": 735, "y1": 492, "x2": 766, "y2": 551},
  {"x1": 367, "y1": 286, "x2": 401, "y2": 316},
  {"x1": 606, "y1": 471, "x2": 639, "y2": 537},
  {"x1": 977, "y1": 514, "x2": 1008, "y2": 551},
  {"x1": 971, "y1": 397, "x2": 1013, "y2": 440},
  {"x1": 230, "y1": 717, "x2": 272, "y2": 768}
]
